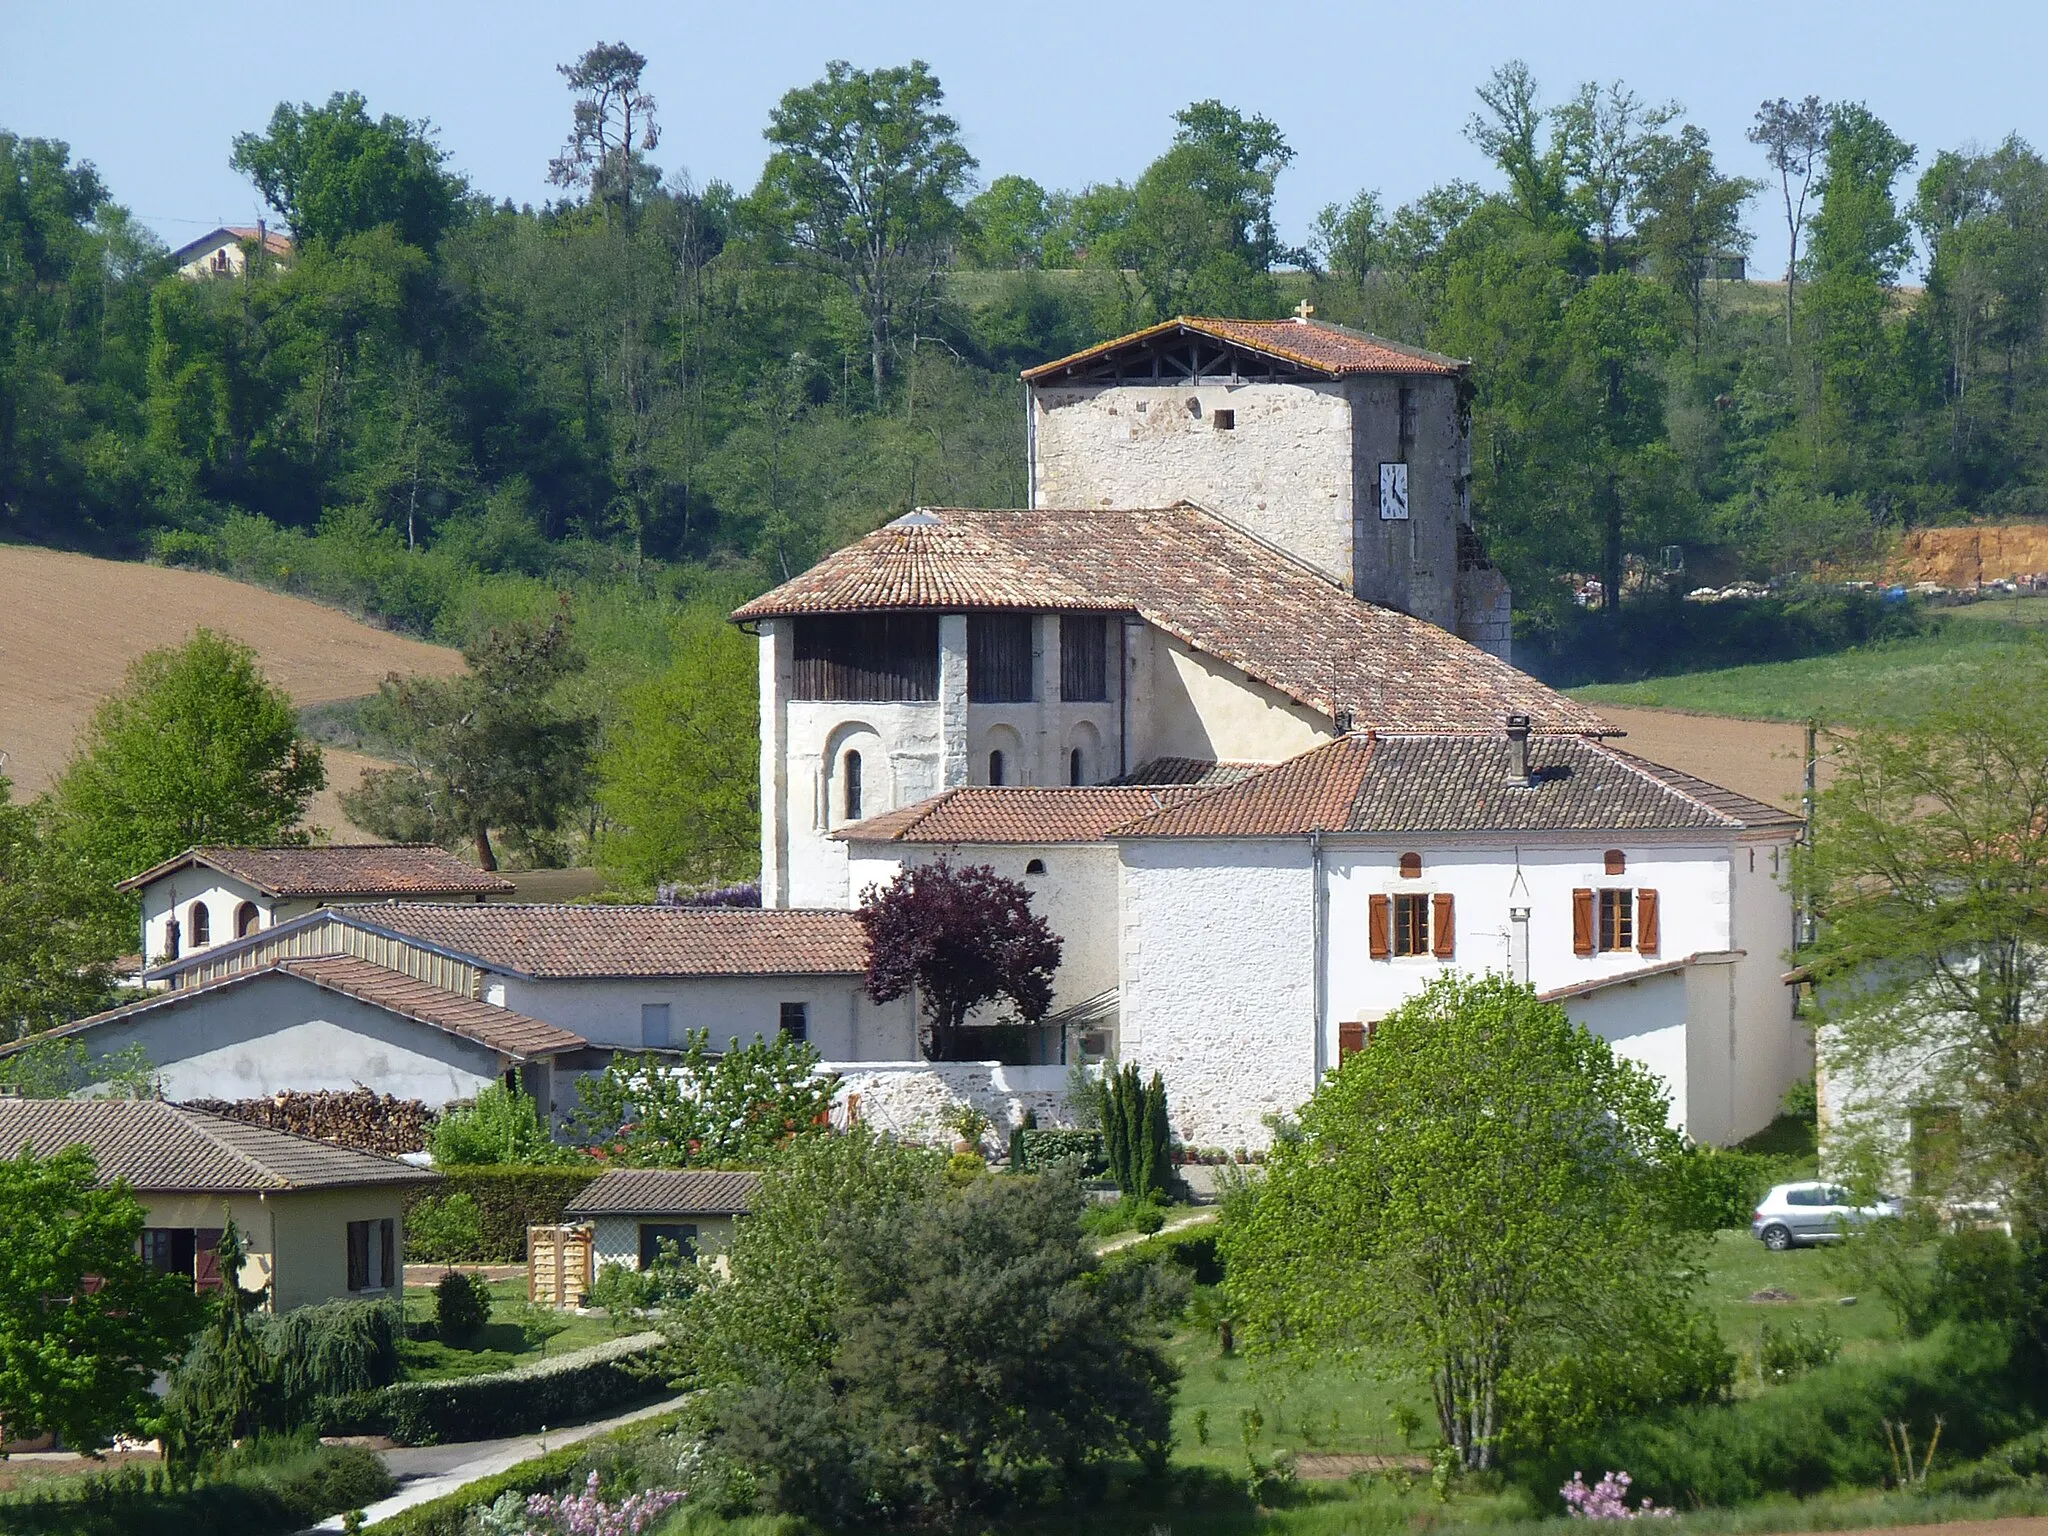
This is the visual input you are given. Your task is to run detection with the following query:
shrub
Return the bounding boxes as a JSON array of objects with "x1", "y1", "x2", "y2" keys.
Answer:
[
  {"x1": 354, "y1": 1333, "x2": 670, "y2": 1446},
  {"x1": 1102, "y1": 1065, "x2": 1171, "y2": 1198},
  {"x1": 1757, "y1": 1318, "x2": 1842, "y2": 1381},
  {"x1": 431, "y1": 1084, "x2": 574, "y2": 1167},
  {"x1": 434, "y1": 1270, "x2": 493, "y2": 1342},
  {"x1": 1079, "y1": 1193, "x2": 1167, "y2": 1238},
  {"x1": 1658, "y1": 1143, "x2": 1777, "y2": 1232},
  {"x1": 404, "y1": 1192, "x2": 486, "y2": 1263},
  {"x1": 1016, "y1": 1128, "x2": 1104, "y2": 1175},
  {"x1": 404, "y1": 1165, "x2": 602, "y2": 1261},
  {"x1": 0, "y1": 1440, "x2": 392, "y2": 1536},
  {"x1": 267, "y1": 1299, "x2": 401, "y2": 1417},
  {"x1": 1101, "y1": 1221, "x2": 1225, "y2": 1286}
]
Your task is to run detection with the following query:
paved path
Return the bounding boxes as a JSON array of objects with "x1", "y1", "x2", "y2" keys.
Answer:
[
  {"x1": 1092, "y1": 1208, "x2": 1218, "y2": 1255},
  {"x1": 305, "y1": 1395, "x2": 690, "y2": 1533}
]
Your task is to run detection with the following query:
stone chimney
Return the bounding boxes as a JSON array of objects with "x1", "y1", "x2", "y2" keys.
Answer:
[{"x1": 1505, "y1": 714, "x2": 1532, "y2": 787}]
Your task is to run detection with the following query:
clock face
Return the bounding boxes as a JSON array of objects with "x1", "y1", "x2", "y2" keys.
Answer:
[{"x1": 1380, "y1": 461, "x2": 1410, "y2": 521}]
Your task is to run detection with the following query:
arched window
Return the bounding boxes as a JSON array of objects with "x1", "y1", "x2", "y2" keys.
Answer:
[
  {"x1": 842, "y1": 750, "x2": 863, "y2": 821},
  {"x1": 1604, "y1": 849, "x2": 1627, "y2": 875},
  {"x1": 1398, "y1": 853, "x2": 1423, "y2": 879},
  {"x1": 236, "y1": 901, "x2": 261, "y2": 939},
  {"x1": 188, "y1": 901, "x2": 211, "y2": 949},
  {"x1": 988, "y1": 750, "x2": 1006, "y2": 786},
  {"x1": 1025, "y1": 858, "x2": 1047, "y2": 876},
  {"x1": 1069, "y1": 748, "x2": 1084, "y2": 786}
]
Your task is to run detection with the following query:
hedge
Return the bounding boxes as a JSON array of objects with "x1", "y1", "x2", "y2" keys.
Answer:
[
  {"x1": 0, "y1": 1444, "x2": 391, "y2": 1536},
  {"x1": 1016, "y1": 1129, "x2": 1104, "y2": 1175},
  {"x1": 1100, "y1": 1216, "x2": 1225, "y2": 1285},
  {"x1": 405, "y1": 1164, "x2": 604, "y2": 1261},
  {"x1": 319, "y1": 1332, "x2": 672, "y2": 1446}
]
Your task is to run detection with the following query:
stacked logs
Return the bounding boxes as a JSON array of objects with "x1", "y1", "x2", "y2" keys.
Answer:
[{"x1": 182, "y1": 1088, "x2": 438, "y2": 1155}]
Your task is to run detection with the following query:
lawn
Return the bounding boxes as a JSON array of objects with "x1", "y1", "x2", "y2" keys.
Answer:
[
  {"x1": 1570, "y1": 620, "x2": 2048, "y2": 725},
  {"x1": 399, "y1": 1272, "x2": 619, "y2": 1380}
]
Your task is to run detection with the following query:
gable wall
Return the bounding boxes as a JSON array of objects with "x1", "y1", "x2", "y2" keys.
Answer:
[{"x1": 1125, "y1": 625, "x2": 1335, "y2": 765}]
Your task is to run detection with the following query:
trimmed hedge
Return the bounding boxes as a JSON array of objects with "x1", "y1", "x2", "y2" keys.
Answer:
[
  {"x1": 405, "y1": 1164, "x2": 603, "y2": 1261},
  {"x1": 1017, "y1": 1129, "x2": 1104, "y2": 1175},
  {"x1": 1101, "y1": 1217, "x2": 1225, "y2": 1285},
  {"x1": 320, "y1": 1332, "x2": 671, "y2": 1446},
  {"x1": 0, "y1": 1444, "x2": 392, "y2": 1536}
]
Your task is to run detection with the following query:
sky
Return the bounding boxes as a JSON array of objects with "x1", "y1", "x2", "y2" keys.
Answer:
[{"x1": 3, "y1": 0, "x2": 2042, "y2": 280}]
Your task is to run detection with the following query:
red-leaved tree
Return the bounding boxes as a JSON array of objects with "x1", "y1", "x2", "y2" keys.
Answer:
[{"x1": 856, "y1": 860, "x2": 1063, "y2": 1061}]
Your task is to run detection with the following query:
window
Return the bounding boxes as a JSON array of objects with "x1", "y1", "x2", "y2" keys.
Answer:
[
  {"x1": 1604, "y1": 849, "x2": 1627, "y2": 876},
  {"x1": 1025, "y1": 858, "x2": 1047, "y2": 876},
  {"x1": 140, "y1": 1228, "x2": 196, "y2": 1278},
  {"x1": 347, "y1": 1218, "x2": 396, "y2": 1292},
  {"x1": 1598, "y1": 889, "x2": 1634, "y2": 952},
  {"x1": 1371, "y1": 893, "x2": 1455, "y2": 960},
  {"x1": 1573, "y1": 887, "x2": 1659, "y2": 956},
  {"x1": 638, "y1": 1223, "x2": 698, "y2": 1270},
  {"x1": 641, "y1": 1003, "x2": 672, "y2": 1050},
  {"x1": 779, "y1": 1001, "x2": 809, "y2": 1042},
  {"x1": 1059, "y1": 615, "x2": 1107, "y2": 701},
  {"x1": 188, "y1": 901, "x2": 211, "y2": 949},
  {"x1": 1785, "y1": 1186, "x2": 1824, "y2": 1207},
  {"x1": 235, "y1": 901, "x2": 260, "y2": 938},
  {"x1": 1393, "y1": 894, "x2": 1431, "y2": 957},
  {"x1": 1069, "y1": 748, "x2": 1084, "y2": 786},
  {"x1": 1398, "y1": 852, "x2": 1423, "y2": 879},
  {"x1": 988, "y1": 750, "x2": 1007, "y2": 785},
  {"x1": 1338, "y1": 1020, "x2": 1378, "y2": 1060},
  {"x1": 1212, "y1": 408, "x2": 1235, "y2": 431},
  {"x1": 968, "y1": 614, "x2": 1035, "y2": 702},
  {"x1": 842, "y1": 750, "x2": 863, "y2": 821}
]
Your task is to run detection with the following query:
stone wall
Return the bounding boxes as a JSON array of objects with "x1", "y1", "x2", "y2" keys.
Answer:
[{"x1": 828, "y1": 1062, "x2": 1081, "y2": 1154}]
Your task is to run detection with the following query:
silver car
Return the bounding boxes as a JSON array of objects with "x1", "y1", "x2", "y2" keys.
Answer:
[{"x1": 1751, "y1": 1181, "x2": 1902, "y2": 1250}]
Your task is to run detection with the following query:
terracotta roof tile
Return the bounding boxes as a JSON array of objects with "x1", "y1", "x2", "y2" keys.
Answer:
[
  {"x1": 1021, "y1": 317, "x2": 1464, "y2": 381},
  {"x1": 0, "y1": 1099, "x2": 437, "y2": 1193},
  {"x1": 564, "y1": 1169, "x2": 761, "y2": 1217},
  {"x1": 836, "y1": 786, "x2": 1203, "y2": 844},
  {"x1": 344, "y1": 904, "x2": 871, "y2": 978},
  {"x1": 119, "y1": 845, "x2": 514, "y2": 897},
  {"x1": 1112, "y1": 758, "x2": 1266, "y2": 788},
  {"x1": 734, "y1": 505, "x2": 1606, "y2": 735},
  {"x1": 1118, "y1": 737, "x2": 1378, "y2": 838}
]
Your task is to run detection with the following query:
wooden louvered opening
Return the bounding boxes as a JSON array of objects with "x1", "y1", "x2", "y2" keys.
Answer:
[
  {"x1": 1061, "y1": 615, "x2": 1108, "y2": 701},
  {"x1": 969, "y1": 614, "x2": 1035, "y2": 703},
  {"x1": 792, "y1": 616, "x2": 939, "y2": 701}
]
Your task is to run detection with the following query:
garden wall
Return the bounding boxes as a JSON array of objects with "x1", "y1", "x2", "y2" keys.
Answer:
[{"x1": 827, "y1": 1061, "x2": 1080, "y2": 1151}]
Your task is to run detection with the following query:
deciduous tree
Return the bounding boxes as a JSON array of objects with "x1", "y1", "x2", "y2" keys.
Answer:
[
  {"x1": 230, "y1": 91, "x2": 462, "y2": 251},
  {"x1": 1748, "y1": 95, "x2": 1832, "y2": 335},
  {"x1": 574, "y1": 1028, "x2": 834, "y2": 1167}
]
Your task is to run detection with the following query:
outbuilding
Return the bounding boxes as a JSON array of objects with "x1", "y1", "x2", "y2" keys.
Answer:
[{"x1": 563, "y1": 1168, "x2": 760, "y2": 1272}]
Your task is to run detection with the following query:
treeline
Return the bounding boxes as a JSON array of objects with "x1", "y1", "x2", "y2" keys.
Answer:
[{"x1": 5, "y1": 49, "x2": 2048, "y2": 625}]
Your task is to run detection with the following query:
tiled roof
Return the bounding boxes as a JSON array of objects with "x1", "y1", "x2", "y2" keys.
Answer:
[
  {"x1": 0, "y1": 1099, "x2": 438, "y2": 1193},
  {"x1": 564, "y1": 1169, "x2": 761, "y2": 1217},
  {"x1": 16, "y1": 955, "x2": 583, "y2": 1062},
  {"x1": 118, "y1": 845, "x2": 514, "y2": 897},
  {"x1": 836, "y1": 786, "x2": 1203, "y2": 844},
  {"x1": 1021, "y1": 317, "x2": 1465, "y2": 381},
  {"x1": 1537, "y1": 951, "x2": 1744, "y2": 1004},
  {"x1": 734, "y1": 505, "x2": 1606, "y2": 734},
  {"x1": 342, "y1": 904, "x2": 871, "y2": 978},
  {"x1": 1119, "y1": 732, "x2": 1804, "y2": 839},
  {"x1": 1112, "y1": 758, "x2": 1265, "y2": 788}
]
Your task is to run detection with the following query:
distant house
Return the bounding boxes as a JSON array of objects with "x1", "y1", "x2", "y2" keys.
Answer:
[
  {"x1": 168, "y1": 225, "x2": 294, "y2": 280},
  {"x1": 564, "y1": 1168, "x2": 759, "y2": 1272},
  {"x1": 120, "y1": 845, "x2": 515, "y2": 970},
  {"x1": 0, "y1": 1098, "x2": 437, "y2": 1311}
]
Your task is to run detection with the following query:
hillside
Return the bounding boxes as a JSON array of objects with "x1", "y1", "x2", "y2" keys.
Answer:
[{"x1": 0, "y1": 545, "x2": 463, "y2": 839}]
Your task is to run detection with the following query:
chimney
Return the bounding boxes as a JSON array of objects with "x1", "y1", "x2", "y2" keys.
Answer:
[{"x1": 1506, "y1": 714, "x2": 1532, "y2": 786}]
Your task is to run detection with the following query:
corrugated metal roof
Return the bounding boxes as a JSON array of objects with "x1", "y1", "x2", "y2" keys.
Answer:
[{"x1": 564, "y1": 1168, "x2": 761, "y2": 1216}]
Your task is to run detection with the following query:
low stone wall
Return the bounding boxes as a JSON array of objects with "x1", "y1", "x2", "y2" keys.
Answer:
[{"x1": 825, "y1": 1061, "x2": 1084, "y2": 1154}]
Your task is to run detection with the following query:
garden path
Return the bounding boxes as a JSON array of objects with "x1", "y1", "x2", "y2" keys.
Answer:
[{"x1": 1092, "y1": 1208, "x2": 1218, "y2": 1255}]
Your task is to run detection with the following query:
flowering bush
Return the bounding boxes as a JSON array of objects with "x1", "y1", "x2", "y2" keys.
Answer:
[
  {"x1": 508, "y1": 1470, "x2": 684, "y2": 1534},
  {"x1": 1561, "y1": 1470, "x2": 1673, "y2": 1519}
]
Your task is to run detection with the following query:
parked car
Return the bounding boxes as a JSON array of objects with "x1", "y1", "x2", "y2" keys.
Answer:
[{"x1": 1751, "y1": 1181, "x2": 1901, "y2": 1250}]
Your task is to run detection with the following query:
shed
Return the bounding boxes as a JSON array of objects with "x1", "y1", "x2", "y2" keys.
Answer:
[{"x1": 563, "y1": 1168, "x2": 760, "y2": 1271}]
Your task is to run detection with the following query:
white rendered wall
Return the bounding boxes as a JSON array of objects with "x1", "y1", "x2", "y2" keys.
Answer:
[
  {"x1": 966, "y1": 616, "x2": 1122, "y2": 786},
  {"x1": 1560, "y1": 968, "x2": 1696, "y2": 1131},
  {"x1": 1728, "y1": 837, "x2": 1809, "y2": 1140},
  {"x1": 782, "y1": 699, "x2": 945, "y2": 908},
  {"x1": 491, "y1": 974, "x2": 915, "y2": 1061},
  {"x1": 1124, "y1": 626, "x2": 1334, "y2": 767},
  {"x1": 139, "y1": 874, "x2": 271, "y2": 968}
]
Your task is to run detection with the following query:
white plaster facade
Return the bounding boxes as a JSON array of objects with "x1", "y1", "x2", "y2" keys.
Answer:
[
  {"x1": 135, "y1": 872, "x2": 485, "y2": 973},
  {"x1": 486, "y1": 974, "x2": 915, "y2": 1062}
]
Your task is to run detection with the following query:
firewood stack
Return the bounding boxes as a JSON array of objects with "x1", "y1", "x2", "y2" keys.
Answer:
[{"x1": 180, "y1": 1088, "x2": 438, "y2": 1155}]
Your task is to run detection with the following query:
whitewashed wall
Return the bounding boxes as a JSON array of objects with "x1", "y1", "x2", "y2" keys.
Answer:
[
  {"x1": 1125, "y1": 628, "x2": 1334, "y2": 767},
  {"x1": 491, "y1": 974, "x2": 916, "y2": 1061}
]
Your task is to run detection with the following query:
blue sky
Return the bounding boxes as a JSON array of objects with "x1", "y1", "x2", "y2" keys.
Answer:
[{"x1": 3, "y1": 0, "x2": 2039, "y2": 278}]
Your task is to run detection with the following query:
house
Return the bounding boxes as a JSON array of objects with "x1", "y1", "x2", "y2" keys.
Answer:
[
  {"x1": 564, "y1": 1168, "x2": 759, "y2": 1272},
  {"x1": 168, "y1": 224, "x2": 294, "y2": 280},
  {"x1": 120, "y1": 845, "x2": 514, "y2": 970},
  {"x1": 0, "y1": 1098, "x2": 436, "y2": 1311}
]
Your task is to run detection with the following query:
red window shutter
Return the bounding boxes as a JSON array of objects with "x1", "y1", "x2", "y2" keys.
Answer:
[
  {"x1": 1369, "y1": 895, "x2": 1391, "y2": 960},
  {"x1": 1636, "y1": 889, "x2": 1660, "y2": 955},
  {"x1": 1432, "y1": 893, "x2": 1456, "y2": 959},
  {"x1": 194, "y1": 1229, "x2": 224, "y2": 1293},
  {"x1": 1572, "y1": 888, "x2": 1595, "y2": 957},
  {"x1": 1338, "y1": 1021, "x2": 1366, "y2": 1061}
]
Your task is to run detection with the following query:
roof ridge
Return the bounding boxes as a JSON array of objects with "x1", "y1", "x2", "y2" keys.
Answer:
[{"x1": 162, "y1": 1102, "x2": 288, "y2": 1190}]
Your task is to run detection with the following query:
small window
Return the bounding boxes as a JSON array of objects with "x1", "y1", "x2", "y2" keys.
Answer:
[
  {"x1": 347, "y1": 1218, "x2": 395, "y2": 1292},
  {"x1": 1025, "y1": 858, "x2": 1047, "y2": 876},
  {"x1": 188, "y1": 901, "x2": 211, "y2": 949},
  {"x1": 1393, "y1": 894, "x2": 1430, "y2": 957},
  {"x1": 639, "y1": 1223, "x2": 698, "y2": 1270},
  {"x1": 1398, "y1": 852, "x2": 1423, "y2": 879},
  {"x1": 140, "y1": 1228, "x2": 196, "y2": 1278},
  {"x1": 1604, "y1": 849, "x2": 1627, "y2": 876},
  {"x1": 1212, "y1": 408, "x2": 1235, "y2": 431},
  {"x1": 842, "y1": 750, "x2": 863, "y2": 821},
  {"x1": 1069, "y1": 748, "x2": 1084, "y2": 786},
  {"x1": 1598, "y1": 889, "x2": 1634, "y2": 952},
  {"x1": 779, "y1": 1001, "x2": 809, "y2": 1042},
  {"x1": 641, "y1": 1003, "x2": 672, "y2": 1050},
  {"x1": 989, "y1": 750, "x2": 1007, "y2": 786},
  {"x1": 235, "y1": 901, "x2": 260, "y2": 938}
]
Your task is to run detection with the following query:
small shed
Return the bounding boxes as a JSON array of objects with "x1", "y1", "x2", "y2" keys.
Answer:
[{"x1": 563, "y1": 1169, "x2": 760, "y2": 1272}]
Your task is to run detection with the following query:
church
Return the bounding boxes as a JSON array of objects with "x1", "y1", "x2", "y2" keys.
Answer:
[{"x1": 738, "y1": 314, "x2": 1809, "y2": 1148}]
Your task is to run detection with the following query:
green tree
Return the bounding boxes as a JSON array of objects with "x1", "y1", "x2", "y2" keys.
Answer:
[
  {"x1": 51, "y1": 630, "x2": 325, "y2": 890},
  {"x1": 962, "y1": 175, "x2": 1054, "y2": 269},
  {"x1": 1221, "y1": 973, "x2": 1723, "y2": 1469},
  {"x1": 1553, "y1": 78, "x2": 1679, "y2": 271},
  {"x1": 1636, "y1": 124, "x2": 1762, "y2": 354},
  {"x1": 594, "y1": 609, "x2": 758, "y2": 891},
  {"x1": 0, "y1": 781, "x2": 125, "y2": 1035},
  {"x1": 1748, "y1": 96, "x2": 1832, "y2": 336},
  {"x1": 751, "y1": 59, "x2": 977, "y2": 396},
  {"x1": 342, "y1": 609, "x2": 592, "y2": 870},
  {"x1": 574, "y1": 1028, "x2": 835, "y2": 1166},
  {"x1": 0, "y1": 1144, "x2": 203, "y2": 1451},
  {"x1": 159, "y1": 1221, "x2": 270, "y2": 1480},
  {"x1": 230, "y1": 91, "x2": 463, "y2": 251},
  {"x1": 548, "y1": 42, "x2": 662, "y2": 222}
]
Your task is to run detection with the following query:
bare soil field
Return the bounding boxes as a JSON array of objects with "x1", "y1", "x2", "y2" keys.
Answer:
[
  {"x1": 0, "y1": 545, "x2": 461, "y2": 835},
  {"x1": 1590, "y1": 704, "x2": 1828, "y2": 814}
]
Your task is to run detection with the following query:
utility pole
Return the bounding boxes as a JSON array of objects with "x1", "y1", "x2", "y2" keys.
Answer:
[{"x1": 1800, "y1": 718, "x2": 1818, "y2": 947}]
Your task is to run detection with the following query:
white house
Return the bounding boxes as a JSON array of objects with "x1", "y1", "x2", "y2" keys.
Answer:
[{"x1": 168, "y1": 224, "x2": 294, "y2": 280}]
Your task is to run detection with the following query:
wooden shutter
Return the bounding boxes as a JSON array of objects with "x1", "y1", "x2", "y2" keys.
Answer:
[
  {"x1": 1338, "y1": 1021, "x2": 1366, "y2": 1061},
  {"x1": 194, "y1": 1229, "x2": 224, "y2": 1293},
  {"x1": 1636, "y1": 889, "x2": 1660, "y2": 955},
  {"x1": 380, "y1": 1218, "x2": 396, "y2": 1289},
  {"x1": 1432, "y1": 893, "x2": 1456, "y2": 958},
  {"x1": 1368, "y1": 895, "x2": 1391, "y2": 959},
  {"x1": 346, "y1": 1221, "x2": 368, "y2": 1292},
  {"x1": 1572, "y1": 888, "x2": 1595, "y2": 956}
]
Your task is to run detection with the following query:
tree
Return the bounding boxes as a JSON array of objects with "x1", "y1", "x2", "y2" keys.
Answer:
[
  {"x1": 1311, "y1": 189, "x2": 1385, "y2": 283},
  {"x1": 1806, "y1": 103, "x2": 1916, "y2": 433},
  {"x1": 1220, "y1": 973, "x2": 1725, "y2": 1469},
  {"x1": 1748, "y1": 96, "x2": 1832, "y2": 336},
  {"x1": 574, "y1": 1029, "x2": 835, "y2": 1167},
  {"x1": 1635, "y1": 124, "x2": 1761, "y2": 354},
  {"x1": 1101, "y1": 1063, "x2": 1170, "y2": 1200},
  {"x1": 962, "y1": 175, "x2": 1055, "y2": 269},
  {"x1": 1466, "y1": 61, "x2": 1569, "y2": 229},
  {"x1": 0, "y1": 1144, "x2": 202, "y2": 1451},
  {"x1": 1553, "y1": 79, "x2": 1679, "y2": 271},
  {"x1": 594, "y1": 610, "x2": 758, "y2": 891},
  {"x1": 0, "y1": 781, "x2": 126, "y2": 1036},
  {"x1": 1799, "y1": 665, "x2": 2048, "y2": 1364},
  {"x1": 549, "y1": 42, "x2": 662, "y2": 221},
  {"x1": 230, "y1": 91, "x2": 462, "y2": 251},
  {"x1": 856, "y1": 860, "x2": 1062, "y2": 1061},
  {"x1": 751, "y1": 60, "x2": 976, "y2": 396},
  {"x1": 159, "y1": 1221, "x2": 271, "y2": 1479},
  {"x1": 50, "y1": 630, "x2": 325, "y2": 892},
  {"x1": 342, "y1": 609, "x2": 593, "y2": 870}
]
